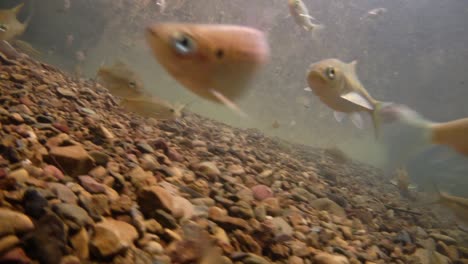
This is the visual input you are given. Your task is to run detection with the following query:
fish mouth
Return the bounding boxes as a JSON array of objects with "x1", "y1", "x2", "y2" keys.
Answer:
[{"x1": 307, "y1": 71, "x2": 327, "y2": 86}]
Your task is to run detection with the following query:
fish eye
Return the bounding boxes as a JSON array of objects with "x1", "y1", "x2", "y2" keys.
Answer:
[
  {"x1": 170, "y1": 109, "x2": 175, "y2": 113},
  {"x1": 171, "y1": 32, "x2": 196, "y2": 55},
  {"x1": 128, "y1": 81, "x2": 136, "y2": 88},
  {"x1": 325, "y1": 67, "x2": 336, "y2": 80}
]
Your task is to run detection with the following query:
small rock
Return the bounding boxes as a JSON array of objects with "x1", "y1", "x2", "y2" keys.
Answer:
[
  {"x1": 23, "y1": 188, "x2": 49, "y2": 219},
  {"x1": 70, "y1": 228, "x2": 89, "y2": 259},
  {"x1": 0, "y1": 208, "x2": 34, "y2": 235},
  {"x1": 0, "y1": 235, "x2": 19, "y2": 254},
  {"x1": 47, "y1": 145, "x2": 94, "y2": 177},
  {"x1": 90, "y1": 221, "x2": 128, "y2": 259},
  {"x1": 57, "y1": 87, "x2": 76, "y2": 98},
  {"x1": 196, "y1": 161, "x2": 220, "y2": 178},
  {"x1": 0, "y1": 247, "x2": 31, "y2": 263},
  {"x1": 49, "y1": 183, "x2": 78, "y2": 204},
  {"x1": 7, "y1": 169, "x2": 29, "y2": 184},
  {"x1": 251, "y1": 185, "x2": 273, "y2": 201},
  {"x1": 314, "y1": 252, "x2": 350, "y2": 264},
  {"x1": 430, "y1": 233, "x2": 457, "y2": 245},
  {"x1": 78, "y1": 175, "x2": 106, "y2": 194},
  {"x1": 52, "y1": 203, "x2": 93, "y2": 231},
  {"x1": 43, "y1": 165, "x2": 65, "y2": 180}
]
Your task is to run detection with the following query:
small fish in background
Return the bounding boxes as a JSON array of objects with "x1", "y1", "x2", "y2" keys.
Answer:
[
  {"x1": 271, "y1": 120, "x2": 280, "y2": 129},
  {"x1": 430, "y1": 182, "x2": 468, "y2": 229},
  {"x1": 119, "y1": 96, "x2": 186, "y2": 120},
  {"x1": 389, "y1": 167, "x2": 417, "y2": 198},
  {"x1": 378, "y1": 103, "x2": 468, "y2": 172},
  {"x1": 75, "y1": 50, "x2": 86, "y2": 62},
  {"x1": 156, "y1": 0, "x2": 166, "y2": 13},
  {"x1": 57, "y1": 0, "x2": 71, "y2": 13},
  {"x1": 287, "y1": 0, "x2": 324, "y2": 39},
  {"x1": 323, "y1": 146, "x2": 350, "y2": 164},
  {"x1": 65, "y1": 34, "x2": 74, "y2": 48},
  {"x1": 305, "y1": 58, "x2": 391, "y2": 138},
  {"x1": 96, "y1": 60, "x2": 146, "y2": 98},
  {"x1": 360, "y1": 7, "x2": 387, "y2": 21},
  {"x1": 145, "y1": 23, "x2": 270, "y2": 118}
]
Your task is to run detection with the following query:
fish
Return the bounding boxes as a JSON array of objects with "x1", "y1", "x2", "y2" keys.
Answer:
[
  {"x1": 287, "y1": 0, "x2": 324, "y2": 39},
  {"x1": 360, "y1": 8, "x2": 387, "y2": 21},
  {"x1": 0, "y1": 2, "x2": 40, "y2": 57},
  {"x1": 378, "y1": 103, "x2": 468, "y2": 170},
  {"x1": 0, "y1": 3, "x2": 30, "y2": 41},
  {"x1": 271, "y1": 120, "x2": 280, "y2": 129},
  {"x1": 389, "y1": 166, "x2": 417, "y2": 198},
  {"x1": 145, "y1": 23, "x2": 270, "y2": 118},
  {"x1": 431, "y1": 182, "x2": 468, "y2": 228},
  {"x1": 96, "y1": 60, "x2": 146, "y2": 98},
  {"x1": 119, "y1": 96, "x2": 185, "y2": 120},
  {"x1": 305, "y1": 58, "x2": 389, "y2": 137}
]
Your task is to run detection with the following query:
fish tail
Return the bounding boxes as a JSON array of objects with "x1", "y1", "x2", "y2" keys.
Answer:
[
  {"x1": 310, "y1": 24, "x2": 324, "y2": 40},
  {"x1": 378, "y1": 103, "x2": 434, "y2": 175}
]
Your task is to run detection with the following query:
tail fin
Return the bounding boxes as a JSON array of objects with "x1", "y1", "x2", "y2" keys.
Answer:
[
  {"x1": 310, "y1": 24, "x2": 325, "y2": 41},
  {"x1": 378, "y1": 104, "x2": 434, "y2": 175}
]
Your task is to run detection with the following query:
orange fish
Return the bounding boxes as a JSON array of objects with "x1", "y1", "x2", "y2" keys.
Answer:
[
  {"x1": 305, "y1": 58, "x2": 390, "y2": 137},
  {"x1": 145, "y1": 23, "x2": 270, "y2": 117}
]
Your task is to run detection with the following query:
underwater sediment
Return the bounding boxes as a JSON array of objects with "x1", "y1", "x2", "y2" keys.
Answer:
[{"x1": 0, "y1": 53, "x2": 467, "y2": 263}]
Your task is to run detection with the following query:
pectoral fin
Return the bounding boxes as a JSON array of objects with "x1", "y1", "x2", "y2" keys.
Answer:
[
  {"x1": 350, "y1": 112, "x2": 364, "y2": 129},
  {"x1": 341, "y1": 91, "x2": 374, "y2": 110},
  {"x1": 299, "y1": 13, "x2": 316, "y2": 20},
  {"x1": 333, "y1": 111, "x2": 346, "y2": 123},
  {"x1": 210, "y1": 89, "x2": 249, "y2": 119}
]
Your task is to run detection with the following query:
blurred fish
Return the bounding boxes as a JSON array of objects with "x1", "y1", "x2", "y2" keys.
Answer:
[
  {"x1": 57, "y1": 0, "x2": 71, "y2": 13},
  {"x1": 96, "y1": 60, "x2": 146, "y2": 98},
  {"x1": 360, "y1": 8, "x2": 387, "y2": 21},
  {"x1": 379, "y1": 104, "x2": 468, "y2": 169},
  {"x1": 287, "y1": 0, "x2": 324, "y2": 39},
  {"x1": 145, "y1": 23, "x2": 270, "y2": 118},
  {"x1": 389, "y1": 166, "x2": 417, "y2": 198},
  {"x1": 305, "y1": 58, "x2": 390, "y2": 137},
  {"x1": 432, "y1": 182, "x2": 468, "y2": 228},
  {"x1": 65, "y1": 34, "x2": 74, "y2": 48},
  {"x1": 119, "y1": 96, "x2": 185, "y2": 120},
  {"x1": 156, "y1": 0, "x2": 166, "y2": 13},
  {"x1": 272, "y1": 120, "x2": 280, "y2": 129},
  {"x1": 0, "y1": 3, "x2": 30, "y2": 41}
]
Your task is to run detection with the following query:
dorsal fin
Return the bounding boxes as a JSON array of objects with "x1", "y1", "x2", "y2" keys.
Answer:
[
  {"x1": 11, "y1": 3, "x2": 25, "y2": 15},
  {"x1": 349, "y1": 60, "x2": 358, "y2": 74}
]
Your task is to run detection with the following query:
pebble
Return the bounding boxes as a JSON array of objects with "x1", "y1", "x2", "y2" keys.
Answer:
[{"x1": 0, "y1": 208, "x2": 34, "y2": 235}]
